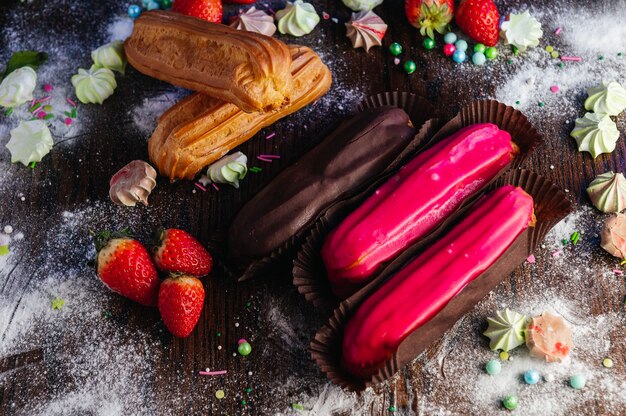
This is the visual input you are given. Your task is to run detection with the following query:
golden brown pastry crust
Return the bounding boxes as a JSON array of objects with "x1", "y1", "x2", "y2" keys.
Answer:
[
  {"x1": 124, "y1": 10, "x2": 293, "y2": 113},
  {"x1": 149, "y1": 45, "x2": 332, "y2": 181}
]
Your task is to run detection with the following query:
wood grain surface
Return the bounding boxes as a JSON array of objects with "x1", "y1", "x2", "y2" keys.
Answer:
[{"x1": 0, "y1": 0, "x2": 624, "y2": 415}]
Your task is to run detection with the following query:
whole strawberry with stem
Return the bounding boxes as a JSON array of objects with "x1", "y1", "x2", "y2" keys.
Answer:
[
  {"x1": 94, "y1": 229, "x2": 160, "y2": 306},
  {"x1": 171, "y1": 0, "x2": 222, "y2": 23},
  {"x1": 405, "y1": 0, "x2": 454, "y2": 39},
  {"x1": 455, "y1": 0, "x2": 500, "y2": 46},
  {"x1": 152, "y1": 228, "x2": 213, "y2": 276},
  {"x1": 158, "y1": 274, "x2": 205, "y2": 338}
]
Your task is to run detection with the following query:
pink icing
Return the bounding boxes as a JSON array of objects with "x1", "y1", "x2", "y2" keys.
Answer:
[
  {"x1": 322, "y1": 123, "x2": 516, "y2": 298},
  {"x1": 341, "y1": 185, "x2": 534, "y2": 378}
]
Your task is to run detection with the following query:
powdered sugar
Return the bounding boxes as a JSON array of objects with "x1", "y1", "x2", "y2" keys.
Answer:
[
  {"x1": 559, "y1": 7, "x2": 626, "y2": 55},
  {"x1": 106, "y1": 17, "x2": 134, "y2": 42},
  {"x1": 493, "y1": 5, "x2": 626, "y2": 121},
  {"x1": 131, "y1": 91, "x2": 188, "y2": 136}
]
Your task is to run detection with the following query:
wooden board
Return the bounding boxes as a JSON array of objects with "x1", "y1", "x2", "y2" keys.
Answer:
[{"x1": 1, "y1": 0, "x2": 624, "y2": 414}]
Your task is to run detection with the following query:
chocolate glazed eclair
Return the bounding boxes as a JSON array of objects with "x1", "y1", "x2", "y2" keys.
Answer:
[{"x1": 228, "y1": 107, "x2": 418, "y2": 280}]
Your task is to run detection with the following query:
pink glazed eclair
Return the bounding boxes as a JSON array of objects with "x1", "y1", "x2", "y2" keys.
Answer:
[
  {"x1": 342, "y1": 185, "x2": 535, "y2": 379},
  {"x1": 321, "y1": 123, "x2": 518, "y2": 298}
]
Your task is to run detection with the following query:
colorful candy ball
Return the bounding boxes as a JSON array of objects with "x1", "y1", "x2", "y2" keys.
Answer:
[
  {"x1": 443, "y1": 32, "x2": 457, "y2": 44},
  {"x1": 454, "y1": 40, "x2": 468, "y2": 52},
  {"x1": 161, "y1": 0, "x2": 173, "y2": 8},
  {"x1": 443, "y1": 44, "x2": 456, "y2": 57},
  {"x1": 569, "y1": 374, "x2": 586, "y2": 389},
  {"x1": 237, "y1": 340, "x2": 252, "y2": 356},
  {"x1": 502, "y1": 395, "x2": 518, "y2": 410},
  {"x1": 389, "y1": 42, "x2": 403, "y2": 56},
  {"x1": 128, "y1": 4, "x2": 142, "y2": 19},
  {"x1": 452, "y1": 50, "x2": 467, "y2": 63},
  {"x1": 485, "y1": 359, "x2": 501, "y2": 375},
  {"x1": 485, "y1": 46, "x2": 499, "y2": 60},
  {"x1": 472, "y1": 52, "x2": 486, "y2": 65},
  {"x1": 147, "y1": 1, "x2": 160, "y2": 10},
  {"x1": 423, "y1": 38, "x2": 435, "y2": 50},
  {"x1": 474, "y1": 43, "x2": 486, "y2": 53},
  {"x1": 404, "y1": 60, "x2": 417, "y2": 74},
  {"x1": 524, "y1": 369, "x2": 541, "y2": 385}
]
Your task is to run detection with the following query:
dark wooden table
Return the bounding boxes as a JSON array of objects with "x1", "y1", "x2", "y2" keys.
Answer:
[{"x1": 1, "y1": 0, "x2": 624, "y2": 414}]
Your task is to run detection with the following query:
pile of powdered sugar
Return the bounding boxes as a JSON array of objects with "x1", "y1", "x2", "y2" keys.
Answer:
[{"x1": 492, "y1": 4, "x2": 626, "y2": 123}]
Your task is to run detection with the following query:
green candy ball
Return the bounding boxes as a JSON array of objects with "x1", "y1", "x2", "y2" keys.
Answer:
[
  {"x1": 569, "y1": 374, "x2": 586, "y2": 389},
  {"x1": 238, "y1": 341, "x2": 252, "y2": 356},
  {"x1": 389, "y1": 42, "x2": 403, "y2": 56},
  {"x1": 502, "y1": 395, "x2": 518, "y2": 410},
  {"x1": 485, "y1": 359, "x2": 501, "y2": 375},
  {"x1": 404, "y1": 60, "x2": 417, "y2": 74},
  {"x1": 423, "y1": 38, "x2": 435, "y2": 50},
  {"x1": 160, "y1": 0, "x2": 173, "y2": 8},
  {"x1": 485, "y1": 47, "x2": 498, "y2": 60},
  {"x1": 474, "y1": 43, "x2": 486, "y2": 53}
]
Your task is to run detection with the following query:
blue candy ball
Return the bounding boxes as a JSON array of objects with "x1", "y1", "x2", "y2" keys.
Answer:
[
  {"x1": 443, "y1": 32, "x2": 457, "y2": 45},
  {"x1": 485, "y1": 359, "x2": 501, "y2": 375},
  {"x1": 141, "y1": 0, "x2": 152, "y2": 7},
  {"x1": 147, "y1": 1, "x2": 160, "y2": 10},
  {"x1": 472, "y1": 52, "x2": 487, "y2": 66},
  {"x1": 570, "y1": 374, "x2": 587, "y2": 389},
  {"x1": 452, "y1": 50, "x2": 467, "y2": 63},
  {"x1": 128, "y1": 5, "x2": 142, "y2": 19},
  {"x1": 524, "y1": 369, "x2": 541, "y2": 385},
  {"x1": 454, "y1": 40, "x2": 468, "y2": 52}
]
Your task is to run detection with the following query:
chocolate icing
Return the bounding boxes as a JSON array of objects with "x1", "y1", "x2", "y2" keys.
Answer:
[{"x1": 228, "y1": 107, "x2": 416, "y2": 262}]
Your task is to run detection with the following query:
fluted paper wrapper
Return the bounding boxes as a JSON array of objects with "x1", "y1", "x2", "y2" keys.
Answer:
[
  {"x1": 233, "y1": 93, "x2": 438, "y2": 281},
  {"x1": 293, "y1": 99, "x2": 543, "y2": 313},
  {"x1": 309, "y1": 170, "x2": 571, "y2": 391}
]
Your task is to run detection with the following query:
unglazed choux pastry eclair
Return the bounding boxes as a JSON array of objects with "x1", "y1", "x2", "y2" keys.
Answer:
[
  {"x1": 124, "y1": 10, "x2": 294, "y2": 113},
  {"x1": 148, "y1": 45, "x2": 332, "y2": 181}
]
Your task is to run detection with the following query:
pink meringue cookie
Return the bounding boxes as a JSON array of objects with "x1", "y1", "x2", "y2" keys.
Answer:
[
  {"x1": 230, "y1": 7, "x2": 277, "y2": 37},
  {"x1": 601, "y1": 212, "x2": 626, "y2": 258},
  {"x1": 345, "y1": 11, "x2": 387, "y2": 52},
  {"x1": 525, "y1": 312, "x2": 573, "y2": 363},
  {"x1": 109, "y1": 160, "x2": 157, "y2": 207}
]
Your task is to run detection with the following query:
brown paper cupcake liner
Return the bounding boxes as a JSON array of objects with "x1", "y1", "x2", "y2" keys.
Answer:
[
  {"x1": 358, "y1": 91, "x2": 437, "y2": 128},
  {"x1": 293, "y1": 99, "x2": 542, "y2": 312},
  {"x1": 309, "y1": 170, "x2": 571, "y2": 391},
  {"x1": 233, "y1": 93, "x2": 439, "y2": 281}
]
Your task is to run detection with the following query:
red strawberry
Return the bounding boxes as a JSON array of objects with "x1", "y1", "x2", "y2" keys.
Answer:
[
  {"x1": 94, "y1": 230, "x2": 160, "y2": 306},
  {"x1": 455, "y1": 0, "x2": 500, "y2": 46},
  {"x1": 152, "y1": 228, "x2": 213, "y2": 276},
  {"x1": 405, "y1": 0, "x2": 454, "y2": 39},
  {"x1": 158, "y1": 275, "x2": 205, "y2": 337},
  {"x1": 171, "y1": 0, "x2": 222, "y2": 23}
]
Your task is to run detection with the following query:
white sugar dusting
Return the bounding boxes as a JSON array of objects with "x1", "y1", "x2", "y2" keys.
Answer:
[
  {"x1": 493, "y1": 5, "x2": 626, "y2": 120},
  {"x1": 131, "y1": 91, "x2": 187, "y2": 136},
  {"x1": 107, "y1": 17, "x2": 134, "y2": 42},
  {"x1": 0, "y1": 203, "x2": 166, "y2": 415}
]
